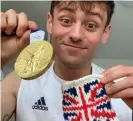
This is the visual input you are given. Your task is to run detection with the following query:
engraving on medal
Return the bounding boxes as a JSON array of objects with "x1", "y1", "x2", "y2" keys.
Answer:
[
  {"x1": 14, "y1": 41, "x2": 53, "y2": 79},
  {"x1": 24, "y1": 45, "x2": 45, "y2": 73}
]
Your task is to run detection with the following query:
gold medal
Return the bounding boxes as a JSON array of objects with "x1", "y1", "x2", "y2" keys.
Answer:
[{"x1": 14, "y1": 41, "x2": 53, "y2": 79}]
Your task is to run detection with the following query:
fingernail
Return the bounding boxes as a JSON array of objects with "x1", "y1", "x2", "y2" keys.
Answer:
[
  {"x1": 105, "y1": 87, "x2": 111, "y2": 95},
  {"x1": 105, "y1": 84, "x2": 110, "y2": 90},
  {"x1": 5, "y1": 30, "x2": 12, "y2": 35},
  {"x1": 100, "y1": 76, "x2": 106, "y2": 84},
  {"x1": 105, "y1": 82, "x2": 113, "y2": 94}
]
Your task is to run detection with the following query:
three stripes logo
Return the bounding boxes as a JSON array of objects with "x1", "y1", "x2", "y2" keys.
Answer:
[{"x1": 32, "y1": 97, "x2": 48, "y2": 111}]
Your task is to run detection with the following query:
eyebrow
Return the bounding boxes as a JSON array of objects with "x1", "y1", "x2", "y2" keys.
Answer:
[
  {"x1": 58, "y1": 7, "x2": 104, "y2": 21},
  {"x1": 58, "y1": 7, "x2": 76, "y2": 13},
  {"x1": 86, "y1": 11, "x2": 104, "y2": 21}
]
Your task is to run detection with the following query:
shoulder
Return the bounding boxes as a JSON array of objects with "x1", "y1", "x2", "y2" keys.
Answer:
[
  {"x1": 91, "y1": 63, "x2": 105, "y2": 74},
  {"x1": 111, "y1": 98, "x2": 132, "y2": 121}
]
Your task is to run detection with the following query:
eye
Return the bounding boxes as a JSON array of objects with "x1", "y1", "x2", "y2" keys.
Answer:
[
  {"x1": 60, "y1": 18, "x2": 72, "y2": 26},
  {"x1": 85, "y1": 23, "x2": 97, "y2": 30}
]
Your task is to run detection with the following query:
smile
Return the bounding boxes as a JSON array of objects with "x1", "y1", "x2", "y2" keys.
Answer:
[{"x1": 63, "y1": 44, "x2": 86, "y2": 49}]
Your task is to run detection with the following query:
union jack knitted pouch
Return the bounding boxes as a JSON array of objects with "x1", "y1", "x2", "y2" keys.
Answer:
[{"x1": 62, "y1": 75, "x2": 119, "y2": 121}]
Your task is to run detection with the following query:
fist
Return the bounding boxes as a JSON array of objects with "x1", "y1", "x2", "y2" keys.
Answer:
[{"x1": 0, "y1": 9, "x2": 38, "y2": 68}]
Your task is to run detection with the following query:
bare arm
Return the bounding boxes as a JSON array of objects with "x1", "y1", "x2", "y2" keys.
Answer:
[
  {"x1": 1, "y1": 72, "x2": 21, "y2": 121},
  {"x1": 0, "y1": 9, "x2": 38, "y2": 121}
]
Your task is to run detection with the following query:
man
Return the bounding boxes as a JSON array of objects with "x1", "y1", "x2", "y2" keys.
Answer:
[{"x1": 1, "y1": 1, "x2": 133, "y2": 121}]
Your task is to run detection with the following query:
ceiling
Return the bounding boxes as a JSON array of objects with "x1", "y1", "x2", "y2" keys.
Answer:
[{"x1": 1, "y1": 1, "x2": 133, "y2": 59}]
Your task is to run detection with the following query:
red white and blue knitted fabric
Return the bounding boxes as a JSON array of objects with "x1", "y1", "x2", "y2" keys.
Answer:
[{"x1": 62, "y1": 75, "x2": 118, "y2": 121}]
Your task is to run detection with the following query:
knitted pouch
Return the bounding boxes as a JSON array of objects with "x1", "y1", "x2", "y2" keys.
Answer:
[{"x1": 62, "y1": 75, "x2": 119, "y2": 121}]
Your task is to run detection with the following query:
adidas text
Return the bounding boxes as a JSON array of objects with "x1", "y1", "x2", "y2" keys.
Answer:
[{"x1": 32, "y1": 105, "x2": 48, "y2": 111}]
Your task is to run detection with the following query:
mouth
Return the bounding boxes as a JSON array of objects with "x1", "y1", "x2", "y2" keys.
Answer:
[{"x1": 63, "y1": 44, "x2": 86, "y2": 49}]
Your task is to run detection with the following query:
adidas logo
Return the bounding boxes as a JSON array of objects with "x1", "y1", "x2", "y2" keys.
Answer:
[{"x1": 32, "y1": 97, "x2": 48, "y2": 111}]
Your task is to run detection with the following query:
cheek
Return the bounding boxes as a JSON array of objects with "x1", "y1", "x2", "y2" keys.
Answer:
[
  {"x1": 85, "y1": 31, "x2": 103, "y2": 48},
  {"x1": 50, "y1": 34, "x2": 62, "y2": 56},
  {"x1": 52, "y1": 21, "x2": 69, "y2": 38},
  {"x1": 50, "y1": 23, "x2": 63, "y2": 50},
  {"x1": 86, "y1": 29, "x2": 103, "y2": 45},
  {"x1": 84, "y1": 32, "x2": 103, "y2": 56},
  {"x1": 51, "y1": 22, "x2": 69, "y2": 50}
]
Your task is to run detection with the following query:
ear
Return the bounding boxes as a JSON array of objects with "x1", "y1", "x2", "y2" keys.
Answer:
[
  {"x1": 101, "y1": 24, "x2": 111, "y2": 44},
  {"x1": 47, "y1": 12, "x2": 53, "y2": 34}
]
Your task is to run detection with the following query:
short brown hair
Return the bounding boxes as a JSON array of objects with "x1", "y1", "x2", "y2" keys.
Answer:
[{"x1": 50, "y1": 1, "x2": 115, "y2": 27}]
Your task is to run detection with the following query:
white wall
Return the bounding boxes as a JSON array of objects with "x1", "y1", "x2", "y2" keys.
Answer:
[{"x1": 93, "y1": 59, "x2": 133, "y2": 69}]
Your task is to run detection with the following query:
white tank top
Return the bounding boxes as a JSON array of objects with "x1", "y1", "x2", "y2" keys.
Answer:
[{"x1": 16, "y1": 63, "x2": 132, "y2": 121}]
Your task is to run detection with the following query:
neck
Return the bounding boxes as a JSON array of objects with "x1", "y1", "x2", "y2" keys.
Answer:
[{"x1": 54, "y1": 58, "x2": 92, "y2": 81}]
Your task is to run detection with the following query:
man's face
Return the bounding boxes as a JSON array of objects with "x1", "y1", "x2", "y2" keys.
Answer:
[{"x1": 47, "y1": 2, "x2": 111, "y2": 68}]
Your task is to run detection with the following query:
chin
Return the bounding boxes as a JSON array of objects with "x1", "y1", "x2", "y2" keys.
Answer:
[{"x1": 61, "y1": 56, "x2": 86, "y2": 69}]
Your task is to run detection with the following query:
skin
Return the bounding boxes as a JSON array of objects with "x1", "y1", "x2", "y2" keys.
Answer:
[
  {"x1": 101, "y1": 65, "x2": 133, "y2": 109},
  {"x1": 1, "y1": 9, "x2": 38, "y2": 120},
  {"x1": 47, "y1": 2, "x2": 133, "y2": 110},
  {"x1": 47, "y1": 3, "x2": 133, "y2": 109},
  {"x1": 0, "y1": 2, "x2": 133, "y2": 121},
  {"x1": 47, "y1": 3, "x2": 111, "y2": 80},
  {"x1": 0, "y1": 9, "x2": 38, "y2": 68}
]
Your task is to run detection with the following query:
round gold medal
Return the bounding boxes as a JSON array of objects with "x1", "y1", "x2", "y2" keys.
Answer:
[{"x1": 14, "y1": 41, "x2": 53, "y2": 79}]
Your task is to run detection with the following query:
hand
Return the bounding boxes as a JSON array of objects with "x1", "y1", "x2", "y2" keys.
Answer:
[
  {"x1": 101, "y1": 65, "x2": 133, "y2": 110},
  {"x1": 0, "y1": 9, "x2": 38, "y2": 68}
]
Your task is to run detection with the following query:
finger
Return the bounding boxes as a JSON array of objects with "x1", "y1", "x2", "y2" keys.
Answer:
[
  {"x1": 28, "y1": 21, "x2": 38, "y2": 30},
  {"x1": 105, "y1": 76, "x2": 133, "y2": 95},
  {"x1": 0, "y1": 12, "x2": 7, "y2": 32},
  {"x1": 4, "y1": 9, "x2": 17, "y2": 35},
  {"x1": 108, "y1": 88, "x2": 133, "y2": 98},
  {"x1": 105, "y1": 81, "x2": 114, "y2": 90},
  {"x1": 21, "y1": 30, "x2": 30, "y2": 43},
  {"x1": 101, "y1": 65, "x2": 133, "y2": 84},
  {"x1": 17, "y1": 30, "x2": 30, "y2": 52},
  {"x1": 16, "y1": 12, "x2": 28, "y2": 37}
]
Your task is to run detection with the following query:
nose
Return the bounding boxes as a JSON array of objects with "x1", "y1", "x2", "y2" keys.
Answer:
[{"x1": 69, "y1": 23, "x2": 82, "y2": 42}]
